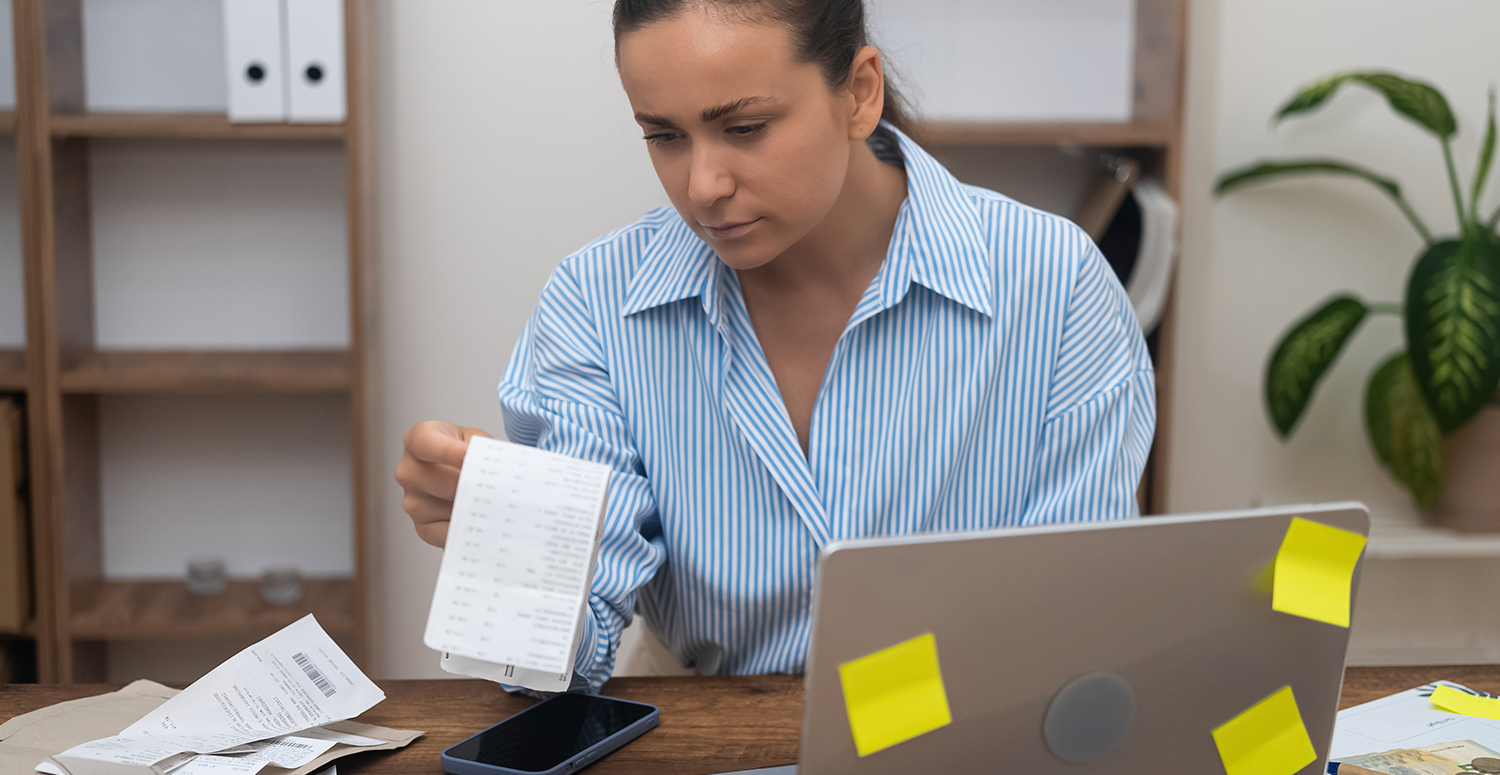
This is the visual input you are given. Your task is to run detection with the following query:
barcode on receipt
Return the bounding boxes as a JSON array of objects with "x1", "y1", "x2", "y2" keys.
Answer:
[
  {"x1": 265, "y1": 739, "x2": 315, "y2": 750},
  {"x1": 292, "y1": 652, "x2": 337, "y2": 697}
]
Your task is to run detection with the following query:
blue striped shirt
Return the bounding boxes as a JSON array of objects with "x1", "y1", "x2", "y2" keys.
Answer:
[{"x1": 498, "y1": 122, "x2": 1155, "y2": 690}]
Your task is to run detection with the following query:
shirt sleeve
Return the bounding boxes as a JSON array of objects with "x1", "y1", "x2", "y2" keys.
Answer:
[
  {"x1": 497, "y1": 258, "x2": 667, "y2": 692},
  {"x1": 1020, "y1": 241, "x2": 1157, "y2": 526}
]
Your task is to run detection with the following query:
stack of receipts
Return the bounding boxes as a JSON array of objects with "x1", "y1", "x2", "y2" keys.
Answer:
[
  {"x1": 40, "y1": 615, "x2": 402, "y2": 775},
  {"x1": 423, "y1": 437, "x2": 612, "y2": 692}
]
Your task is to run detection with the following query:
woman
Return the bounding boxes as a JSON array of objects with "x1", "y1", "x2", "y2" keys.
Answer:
[{"x1": 397, "y1": 0, "x2": 1155, "y2": 691}]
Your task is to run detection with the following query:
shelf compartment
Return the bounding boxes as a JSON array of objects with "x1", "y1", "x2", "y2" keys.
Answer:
[
  {"x1": 60, "y1": 350, "x2": 350, "y2": 393},
  {"x1": 68, "y1": 578, "x2": 358, "y2": 640},
  {"x1": 0, "y1": 619, "x2": 36, "y2": 638},
  {"x1": 916, "y1": 120, "x2": 1177, "y2": 147},
  {"x1": 0, "y1": 350, "x2": 24, "y2": 390},
  {"x1": 49, "y1": 113, "x2": 345, "y2": 140}
]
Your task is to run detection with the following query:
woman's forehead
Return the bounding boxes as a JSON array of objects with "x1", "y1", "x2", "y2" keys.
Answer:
[
  {"x1": 619, "y1": 9, "x2": 797, "y2": 82},
  {"x1": 618, "y1": 10, "x2": 818, "y2": 113}
]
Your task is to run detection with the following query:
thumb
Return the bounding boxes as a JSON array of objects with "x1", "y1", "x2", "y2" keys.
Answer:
[
  {"x1": 452, "y1": 427, "x2": 494, "y2": 467},
  {"x1": 407, "y1": 420, "x2": 472, "y2": 469}
]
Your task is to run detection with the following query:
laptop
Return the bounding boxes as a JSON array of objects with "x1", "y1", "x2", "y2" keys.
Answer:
[{"x1": 722, "y1": 502, "x2": 1370, "y2": 774}]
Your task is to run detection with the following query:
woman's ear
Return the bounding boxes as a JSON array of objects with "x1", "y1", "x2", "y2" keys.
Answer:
[{"x1": 846, "y1": 45, "x2": 886, "y2": 141}]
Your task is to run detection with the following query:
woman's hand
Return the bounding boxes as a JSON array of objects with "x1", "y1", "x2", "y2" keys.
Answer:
[{"x1": 396, "y1": 421, "x2": 493, "y2": 547}]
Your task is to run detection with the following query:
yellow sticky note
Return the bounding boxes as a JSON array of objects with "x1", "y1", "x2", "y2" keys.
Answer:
[
  {"x1": 838, "y1": 633, "x2": 952, "y2": 757},
  {"x1": 1212, "y1": 686, "x2": 1317, "y2": 775},
  {"x1": 1431, "y1": 685, "x2": 1500, "y2": 720},
  {"x1": 1272, "y1": 517, "x2": 1367, "y2": 627}
]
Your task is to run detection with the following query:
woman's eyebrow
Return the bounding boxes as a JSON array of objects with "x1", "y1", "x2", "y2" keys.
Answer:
[
  {"x1": 634, "y1": 96, "x2": 777, "y2": 129},
  {"x1": 699, "y1": 96, "x2": 774, "y2": 123},
  {"x1": 634, "y1": 111, "x2": 676, "y2": 128}
]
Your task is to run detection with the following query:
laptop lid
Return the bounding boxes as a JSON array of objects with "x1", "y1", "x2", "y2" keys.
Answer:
[{"x1": 798, "y1": 503, "x2": 1370, "y2": 774}]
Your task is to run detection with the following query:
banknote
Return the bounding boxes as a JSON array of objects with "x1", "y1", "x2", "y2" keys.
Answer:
[{"x1": 1337, "y1": 739, "x2": 1500, "y2": 774}]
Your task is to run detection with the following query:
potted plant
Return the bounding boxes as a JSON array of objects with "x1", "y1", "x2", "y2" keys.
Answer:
[{"x1": 1216, "y1": 71, "x2": 1500, "y2": 528}]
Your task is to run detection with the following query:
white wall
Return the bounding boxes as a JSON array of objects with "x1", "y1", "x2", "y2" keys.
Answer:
[
  {"x1": 91, "y1": 139, "x2": 349, "y2": 349},
  {"x1": 82, "y1": 0, "x2": 224, "y2": 113},
  {"x1": 99, "y1": 393, "x2": 353, "y2": 579},
  {"x1": 1171, "y1": 0, "x2": 1500, "y2": 662},
  {"x1": 370, "y1": 0, "x2": 671, "y2": 678}
]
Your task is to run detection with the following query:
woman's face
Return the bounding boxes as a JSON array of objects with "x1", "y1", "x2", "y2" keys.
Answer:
[{"x1": 617, "y1": 9, "x2": 863, "y2": 271}]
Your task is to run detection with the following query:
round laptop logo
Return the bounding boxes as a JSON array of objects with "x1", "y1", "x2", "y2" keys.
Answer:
[{"x1": 1043, "y1": 671, "x2": 1138, "y2": 763}]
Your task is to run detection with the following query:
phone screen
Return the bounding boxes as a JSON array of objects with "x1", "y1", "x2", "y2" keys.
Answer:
[{"x1": 446, "y1": 694, "x2": 655, "y2": 772}]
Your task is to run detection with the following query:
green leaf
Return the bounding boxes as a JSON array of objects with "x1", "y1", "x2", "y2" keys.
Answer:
[
  {"x1": 1276, "y1": 71, "x2": 1457, "y2": 139},
  {"x1": 1215, "y1": 159, "x2": 1402, "y2": 198},
  {"x1": 1405, "y1": 237, "x2": 1500, "y2": 432},
  {"x1": 1213, "y1": 158, "x2": 1434, "y2": 243},
  {"x1": 1471, "y1": 88, "x2": 1496, "y2": 221},
  {"x1": 1265, "y1": 295, "x2": 1369, "y2": 437},
  {"x1": 1364, "y1": 352, "x2": 1444, "y2": 509}
]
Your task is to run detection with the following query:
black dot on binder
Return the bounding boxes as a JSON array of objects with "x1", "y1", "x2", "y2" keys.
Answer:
[
  {"x1": 246, "y1": 63, "x2": 265, "y2": 83},
  {"x1": 305, "y1": 64, "x2": 324, "y2": 84}
]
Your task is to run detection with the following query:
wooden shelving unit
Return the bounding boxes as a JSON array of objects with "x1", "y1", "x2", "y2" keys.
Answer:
[
  {"x1": 58, "y1": 350, "x2": 351, "y2": 394},
  {"x1": 49, "y1": 112, "x2": 345, "y2": 140},
  {"x1": 0, "y1": 351, "x2": 24, "y2": 390},
  {"x1": 16, "y1": 0, "x2": 375, "y2": 683},
  {"x1": 67, "y1": 579, "x2": 359, "y2": 640},
  {"x1": 914, "y1": 120, "x2": 1177, "y2": 148},
  {"x1": 915, "y1": 0, "x2": 1189, "y2": 514}
]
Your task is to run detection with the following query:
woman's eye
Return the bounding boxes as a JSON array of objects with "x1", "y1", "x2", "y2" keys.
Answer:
[
  {"x1": 728, "y1": 123, "x2": 768, "y2": 138},
  {"x1": 643, "y1": 132, "x2": 679, "y2": 147}
]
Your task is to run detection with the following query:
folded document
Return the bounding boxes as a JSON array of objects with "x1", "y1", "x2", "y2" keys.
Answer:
[{"x1": 1, "y1": 615, "x2": 421, "y2": 775}]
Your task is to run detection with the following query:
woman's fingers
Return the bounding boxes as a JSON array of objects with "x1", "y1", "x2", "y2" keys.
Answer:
[
  {"x1": 460, "y1": 426, "x2": 494, "y2": 443},
  {"x1": 402, "y1": 489, "x2": 454, "y2": 545},
  {"x1": 404, "y1": 420, "x2": 470, "y2": 469},
  {"x1": 415, "y1": 518, "x2": 449, "y2": 549},
  {"x1": 395, "y1": 454, "x2": 461, "y2": 502},
  {"x1": 397, "y1": 421, "x2": 495, "y2": 548}
]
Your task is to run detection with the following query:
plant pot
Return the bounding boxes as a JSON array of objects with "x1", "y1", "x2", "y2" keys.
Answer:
[{"x1": 1429, "y1": 402, "x2": 1500, "y2": 532}]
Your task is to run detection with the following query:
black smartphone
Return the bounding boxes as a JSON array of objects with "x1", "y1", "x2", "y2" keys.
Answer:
[{"x1": 440, "y1": 693, "x2": 660, "y2": 775}]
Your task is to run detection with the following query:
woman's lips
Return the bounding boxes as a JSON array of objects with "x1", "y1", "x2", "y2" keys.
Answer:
[{"x1": 701, "y1": 218, "x2": 761, "y2": 240}]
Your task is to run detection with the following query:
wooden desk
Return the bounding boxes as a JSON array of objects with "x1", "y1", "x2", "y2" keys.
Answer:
[{"x1": 4, "y1": 666, "x2": 1500, "y2": 774}]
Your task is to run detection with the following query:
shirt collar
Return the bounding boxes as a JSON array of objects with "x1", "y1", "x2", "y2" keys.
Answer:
[
  {"x1": 620, "y1": 212, "x2": 723, "y2": 319},
  {"x1": 622, "y1": 120, "x2": 993, "y2": 319}
]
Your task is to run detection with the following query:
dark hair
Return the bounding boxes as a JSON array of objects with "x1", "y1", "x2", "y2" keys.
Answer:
[{"x1": 612, "y1": 0, "x2": 914, "y2": 135}]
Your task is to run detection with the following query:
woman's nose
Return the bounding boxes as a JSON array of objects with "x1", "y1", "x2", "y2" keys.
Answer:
[{"x1": 687, "y1": 144, "x2": 735, "y2": 208}]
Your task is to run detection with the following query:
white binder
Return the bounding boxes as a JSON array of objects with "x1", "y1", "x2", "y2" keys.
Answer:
[
  {"x1": 222, "y1": 0, "x2": 287, "y2": 122},
  {"x1": 285, "y1": 0, "x2": 346, "y2": 122}
]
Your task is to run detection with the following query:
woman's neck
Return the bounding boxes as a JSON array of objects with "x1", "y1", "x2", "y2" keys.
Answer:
[{"x1": 737, "y1": 137, "x2": 908, "y2": 295}]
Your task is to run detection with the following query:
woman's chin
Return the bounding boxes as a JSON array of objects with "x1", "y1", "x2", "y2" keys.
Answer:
[{"x1": 710, "y1": 242, "x2": 782, "y2": 273}]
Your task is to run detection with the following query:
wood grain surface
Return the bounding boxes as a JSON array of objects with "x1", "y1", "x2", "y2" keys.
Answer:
[
  {"x1": 56, "y1": 350, "x2": 351, "y2": 393},
  {"x1": 0, "y1": 351, "x2": 24, "y2": 390},
  {"x1": 65, "y1": 579, "x2": 359, "y2": 640},
  {"x1": 4, "y1": 667, "x2": 1498, "y2": 774},
  {"x1": 47, "y1": 113, "x2": 345, "y2": 139},
  {"x1": 914, "y1": 120, "x2": 1176, "y2": 148}
]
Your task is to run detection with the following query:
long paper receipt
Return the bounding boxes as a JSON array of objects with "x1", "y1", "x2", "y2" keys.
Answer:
[
  {"x1": 46, "y1": 615, "x2": 385, "y2": 775},
  {"x1": 423, "y1": 437, "x2": 611, "y2": 685}
]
